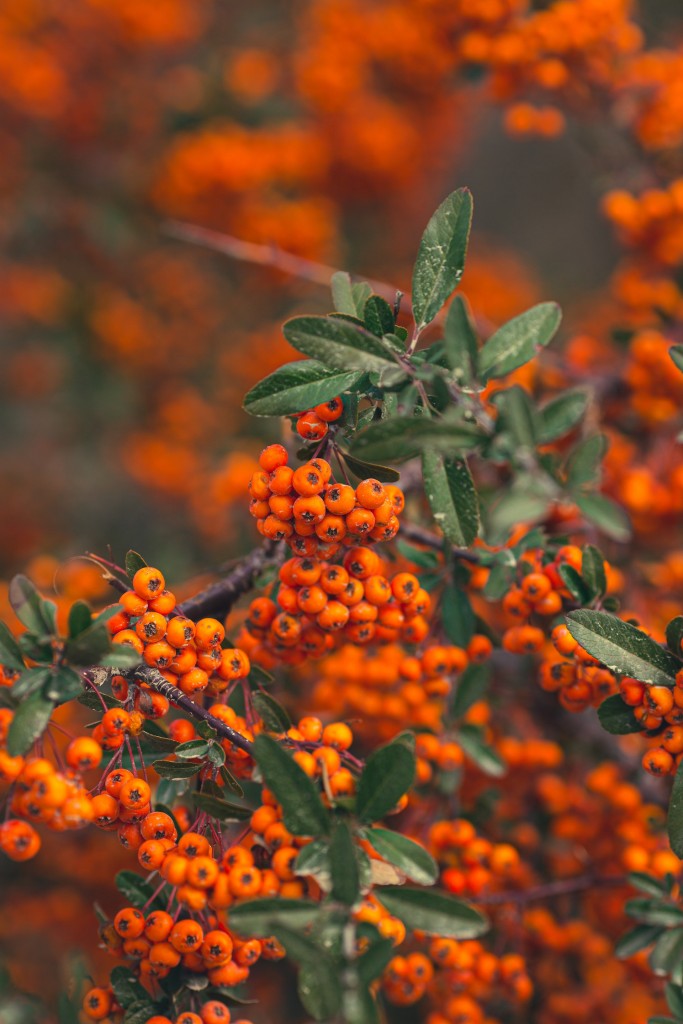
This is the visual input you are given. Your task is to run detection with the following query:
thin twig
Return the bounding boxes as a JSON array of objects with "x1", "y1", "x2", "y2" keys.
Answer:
[
  {"x1": 399, "y1": 521, "x2": 483, "y2": 564},
  {"x1": 165, "y1": 220, "x2": 411, "y2": 313},
  {"x1": 177, "y1": 541, "x2": 277, "y2": 620}
]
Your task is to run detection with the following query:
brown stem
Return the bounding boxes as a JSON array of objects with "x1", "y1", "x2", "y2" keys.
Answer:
[
  {"x1": 477, "y1": 873, "x2": 626, "y2": 905},
  {"x1": 127, "y1": 666, "x2": 254, "y2": 756},
  {"x1": 175, "y1": 541, "x2": 277, "y2": 620},
  {"x1": 165, "y1": 220, "x2": 410, "y2": 313},
  {"x1": 399, "y1": 521, "x2": 483, "y2": 564}
]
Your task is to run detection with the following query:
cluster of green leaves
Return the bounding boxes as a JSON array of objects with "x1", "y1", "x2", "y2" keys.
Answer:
[
  {"x1": 244, "y1": 188, "x2": 625, "y2": 548},
  {"x1": 0, "y1": 574, "x2": 140, "y2": 757},
  {"x1": 618, "y1": 872, "x2": 683, "y2": 1024},
  {"x1": 218, "y1": 731, "x2": 489, "y2": 1023},
  {"x1": 565, "y1": 608, "x2": 683, "y2": 853}
]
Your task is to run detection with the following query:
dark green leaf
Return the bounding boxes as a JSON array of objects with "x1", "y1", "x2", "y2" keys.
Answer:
[
  {"x1": 297, "y1": 956, "x2": 343, "y2": 1021},
  {"x1": 451, "y1": 663, "x2": 490, "y2": 719},
  {"x1": 443, "y1": 295, "x2": 478, "y2": 387},
  {"x1": 582, "y1": 545, "x2": 607, "y2": 599},
  {"x1": 478, "y1": 303, "x2": 561, "y2": 382},
  {"x1": 337, "y1": 450, "x2": 401, "y2": 484},
  {"x1": 492, "y1": 385, "x2": 537, "y2": 449},
  {"x1": 576, "y1": 493, "x2": 631, "y2": 543},
  {"x1": 625, "y1": 899, "x2": 683, "y2": 927},
  {"x1": 442, "y1": 584, "x2": 475, "y2": 648},
  {"x1": 412, "y1": 189, "x2": 473, "y2": 330},
  {"x1": 669, "y1": 345, "x2": 683, "y2": 374},
  {"x1": 329, "y1": 821, "x2": 360, "y2": 905},
  {"x1": 123, "y1": 1001, "x2": 159, "y2": 1024},
  {"x1": 356, "y1": 738, "x2": 415, "y2": 823},
  {"x1": 357, "y1": 936, "x2": 396, "y2": 986},
  {"x1": 252, "y1": 691, "x2": 291, "y2": 732},
  {"x1": 151, "y1": 759, "x2": 201, "y2": 780},
  {"x1": 253, "y1": 734, "x2": 330, "y2": 836},
  {"x1": 667, "y1": 618, "x2": 683, "y2": 658},
  {"x1": 351, "y1": 413, "x2": 482, "y2": 464},
  {"x1": 295, "y1": 837, "x2": 331, "y2": 886},
  {"x1": 331, "y1": 273, "x2": 372, "y2": 318},
  {"x1": 366, "y1": 828, "x2": 438, "y2": 885},
  {"x1": 364, "y1": 295, "x2": 395, "y2": 337},
  {"x1": 669, "y1": 758, "x2": 683, "y2": 858},
  {"x1": 243, "y1": 360, "x2": 362, "y2": 417},
  {"x1": 630, "y1": 873, "x2": 671, "y2": 897},
  {"x1": 115, "y1": 871, "x2": 161, "y2": 909},
  {"x1": 566, "y1": 434, "x2": 607, "y2": 488},
  {"x1": 651, "y1": 929, "x2": 683, "y2": 977},
  {"x1": 283, "y1": 315, "x2": 398, "y2": 373},
  {"x1": 394, "y1": 541, "x2": 439, "y2": 569},
  {"x1": 192, "y1": 792, "x2": 251, "y2": 821},
  {"x1": 109, "y1": 966, "x2": 149, "y2": 1009},
  {"x1": 0, "y1": 621, "x2": 26, "y2": 671},
  {"x1": 558, "y1": 563, "x2": 592, "y2": 605},
  {"x1": 11, "y1": 667, "x2": 51, "y2": 701},
  {"x1": 457, "y1": 724, "x2": 505, "y2": 777},
  {"x1": 124, "y1": 551, "x2": 147, "y2": 580},
  {"x1": 7, "y1": 690, "x2": 55, "y2": 756},
  {"x1": 597, "y1": 694, "x2": 641, "y2": 735},
  {"x1": 174, "y1": 740, "x2": 210, "y2": 759},
  {"x1": 566, "y1": 610, "x2": 679, "y2": 685},
  {"x1": 45, "y1": 667, "x2": 84, "y2": 702},
  {"x1": 9, "y1": 575, "x2": 57, "y2": 637},
  {"x1": 100, "y1": 647, "x2": 142, "y2": 669},
  {"x1": 341, "y1": 977, "x2": 381, "y2": 1024},
  {"x1": 422, "y1": 452, "x2": 480, "y2": 546},
  {"x1": 68, "y1": 601, "x2": 93, "y2": 638},
  {"x1": 615, "y1": 924, "x2": 662, "y2": 959},
  {"x1": 537, "y1": 389, "x2": 589, "y2": 443},
  {"x1": 666, "y1": 983, "x2": 683, "y2": 1017},
  {"x1": 376, "y1": 885, "x2": 488, "y2": 938},
  {"x1": 64, "y1": 624, "x2": 112, "y2": 667},
  {"x1": 228, "y1": 898, "x2": 320, "y2": 937},
  {"x1": 219, "y1": 765, "x2": 244, "y2": 796}
]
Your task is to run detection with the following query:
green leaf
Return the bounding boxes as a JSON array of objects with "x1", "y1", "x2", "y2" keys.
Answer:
[
  {"x1": 283, "y1": 315, "x2": 398, "y2": 373},
  {"x1": 0, "y1": 621, "x2": 26, "y2": 671},
  {"x1": 64, "y1": 624, "x2": 112, "y2": 667},
  {"x1": 11, "y1": 667, "x2": 51, "y2": 701},
  {"x1": 457, "y1": 724, "x2": 505, "y2": 777},
  {"x1": 566, "y1": 610, "x2": 679, "y2": 685},
  {"x1": 669, "y1": 759, "x2": 683, "y2": 858},
  {"x1": 443, "y1": 295, "x2": 478, "y2": 387},
  {"x1": 651, "y1": 929, "x2": 683, "y2": 977},
  {"x1": 625, "y1": 899, "x2": 683, "y2": 927},
  {"x1": 478, "y1": 303, "x2": 562, "y2": 382},
  {"x1": 7, "y1": 690, "x2": 55, "y2": 756},
  {"x1": 487, "y1": 475, "x2": 554, "y2": 543},
  {"x1": 615, "y1": 925, "x2": 662, "y2": 958},
  {"x1": 356, "y1": 738, "x2": 416, "y2": 823},
  {"x1": 630, "y1": 872, "x2": 671, "y2": 897},
  {"x1": 100, "y1": 646, "x2": 142, "y2": 669},
  {"x1": 115, "y1": 871, "x2": 161, "y2": 909},
  {"x1": 441, "y1": 584, "x2": 475, "y2": 648},
  {"x1": 192, "y1": 792, "x2": 251, "y2": 821},
  {"x1": 336, "y1": 450, "x2": 401, "y2": 483},
  {"x1": 295, "y1": 837, "x2": 331, "y2": 886},
  {"x1": 331, "y1": 273, "x2": 372, "y2": 318},
  {"x1": 576, "y1": 493, "x2": 631, "y2": 542},
  {"x1": 296, "y1": 955, "x2": 343, "y2": 1021},
  {"x1": 666, "y1": 982, "x2": 683, "y2": 1017},
  {"x1": 566, "y1": 434, "x2": 607, "y2": 488},
  {"x1": 582, "y1": 545, "x2": 607, "y2": 599},
  {"x1": 151, "y1": 759, "x2": 201, "y2": 780},
  {"x1": 243, "y1": 360, "x2": 362, "y2": 417},
  {"x1": 557, "y1": 563, "x2": 592, "y2": 605},
  {"x1": 329, "y1": 821, "x2": 360, "y2": 905},
  {"x1": 8, "y1": 575, "x2": 57, "y2": 637},
  {"x1": 228, "y1": 898, "x2": 320, "y2": 937},
  {"x1": 537, "y1": 389, "x2": 589, "y2": 443},
  {"x1": 253, "y1": 734, "x2": 331, "y2": 836},
  {"x1": 351, "y1": 413, "x2": 482, "y2": 464},
  {"x1": 109, "y1": 966, "x2": 149, "y2": 1010},
  {"x1": 45, "y1": 667, "x2": 84, "y2": 702},
  {"x1": 341, "y1": 977, "x2": 381, "y2": 1024},
  {"x1": 422, "y1": 452, "x2": 480, "y2": 547},
  {"x1": 394, "y1": 540, "x2": 439, "y2": 569},
  {"x1": 357, "y1": 936, "x2": 396, "y2": 986},
  {"x1": 492, "y1": 385, "x2": 537, "y2": 449},
  {"x1": 366, "y1": 828, "x2": 438, "y2": 885},
  {"x1": 412, "y1": 189, "x2": 473, "y2": 330},
  {"x1": 67, "y1": 601, "x2": 93, "y2": 638},
  {"x1": 667, "y1": 618, "x2": 683, "y2": 658},
  {"x1": 670, "y1": 345, "x2": 683, "y2": 374},
  {"x1": 252, "y1": 691, "x2": 291, "y2": 733},
  {"x1": 376, "y1": 885, "x2": 488, "y2": 938},
  {"x1": 364, "y1": 295, "x2": 395, "y2": 337},
  {"x1": 174, "y1": 740, "x2": 210, "y2": 759},
  {"x1": 597, "y1": 694, "x2": 641, "y2": 735},
  {"x1": 451, "y1": 663, "x2": 490, "y2": 719},
  {"x1": 124, "y1": 551, "x2": 147, "y2": 580}
]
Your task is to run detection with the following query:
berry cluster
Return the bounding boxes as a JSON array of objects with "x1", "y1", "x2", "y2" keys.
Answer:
[
  {"x1": 111, "y1": 566, "x2": 251, "y2": 699},
  {"x1": 249, "y1": 445, "x2": 404, "y2": 552},
  {"x1": 241, "y1": 553, "x2": 432, "y2": 662},
  {"x1": 294, "y1": 396, "x2": 344, "y2": 441}
]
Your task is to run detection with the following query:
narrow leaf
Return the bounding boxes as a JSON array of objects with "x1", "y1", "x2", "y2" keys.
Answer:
[
  {"x1": 566, "y1": 610, "x2": 679, "y2": 685},
  {"x1": 412, "y1": 189, "x2": 473, "y2": 330},
  {"x1": 479, "y1": 303, "x2": 562, "y2": 382},
  {"x1": 244, "y1": 360, "x2": 362, "y2": 417},
  {"x1": 283, "y1": 316, "x2": 398, "y2": 373},
  {"x1": 253, "y1": 734, "x2": 330, "y2": 836},
  {"x1": 356, "y1": 738, "x2": 415, "y2": 823},
  {"x1": 376, "y1": 886, "x2": 488, "y2": 938},
  {"x1": 422, "y1": 452, "x2": 480, "y2": 546},
  {"x1": 366, "y1": 828, "x2": 438, "y2": 885}
]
